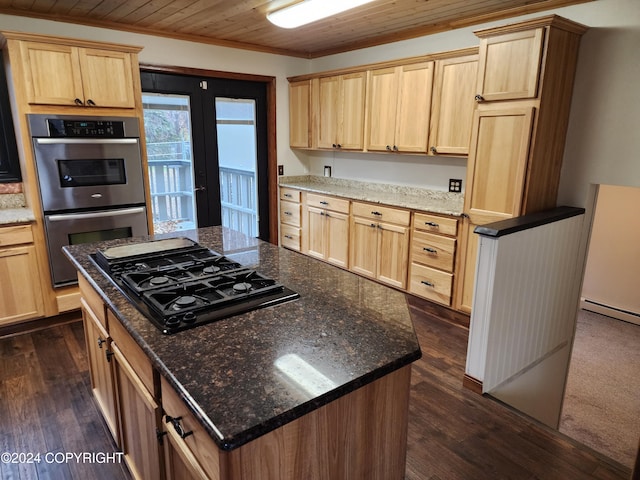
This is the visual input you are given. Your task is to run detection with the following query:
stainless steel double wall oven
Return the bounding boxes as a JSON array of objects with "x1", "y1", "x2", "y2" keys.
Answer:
[{"x1": 28, "y1": 114, "x2": 149, "y2": 287}]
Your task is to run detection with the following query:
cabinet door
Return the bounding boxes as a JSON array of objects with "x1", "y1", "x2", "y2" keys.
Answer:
[
  {"x1": 164, "y1": 425, "x2": 211, "y2": 480},
  {"x1": 457, "y1": 105, "x2": 535, "y2": 313},
  {"x1": 19, "y1": 41, "x2": 84, "y2": 106},
  {"x1": 465, "y1": 106, "x2": 535, "y2": 222},
  {"x1": 377, "y1": 222, "x2": 409, "y2": 289},
  {"x1": 317, "y1": 76, "x2": 340, "y2": 148},
  {"x1": 339, "y1": 72, "x2": 367, "y2": 150},
  {"x1": 455, "y1": 218, "x2": 480, "y2": 314},
  {"x1": 325, "y1": 210, "x2": 349, "y2": 268},
  {"x1": 305, "y1": 206, "x2": 326, "y2": 260},
  {"x1": 395, "y1": 61, "x2": 433, "y2": 153},
  {"x1": 82, "y1": 299, "x2": 119, "y2": 443},
  {"x1": 78, "y1": 48, "x2": 135, "y2": 108},
  {"x1": 289, "y1": 80, "x2": 311, "y2": 148},
  {"x1": 476, "y1": 28, "x2": 544, "y2": 101},
  {"x1": 366, "y1": 67, "x2": 399, "y2": 152},
  {"x1": 349, "y1": 217, "x2": 378, "y2": 279},
  {"x1": 113, "y1": 343, "x2": 162, "y2": 480},
  {"x1": 0, "y1": 245, "x2": 45, "y2": 324},
  {"x1": 429, "y1": 55, "x2": 478, "y2": 155}
]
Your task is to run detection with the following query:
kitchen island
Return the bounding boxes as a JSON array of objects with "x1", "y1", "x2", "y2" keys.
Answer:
[{"x1": 64, "y1": 226, "x2": 422, "y2": 480}]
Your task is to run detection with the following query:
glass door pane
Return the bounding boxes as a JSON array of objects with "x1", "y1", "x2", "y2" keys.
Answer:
[
  {"x1": 215, "y1": 97, "x2": 259, "y2": 237},
  {"x1": 142, "y1": 93, "x2": 197, "y2": 234}
]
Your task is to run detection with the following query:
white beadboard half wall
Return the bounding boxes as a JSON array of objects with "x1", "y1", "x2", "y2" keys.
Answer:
[{"x1": 465, "y1": 207, "x2": 586, "y2": 428}]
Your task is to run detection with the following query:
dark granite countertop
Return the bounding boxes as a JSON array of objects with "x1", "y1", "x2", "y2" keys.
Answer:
[{"x1": 63, "y1": 226, "x2": 421, "y2": 451}]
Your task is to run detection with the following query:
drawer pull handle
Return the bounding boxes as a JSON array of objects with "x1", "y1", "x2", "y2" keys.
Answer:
[
  {"x1": 284, "y1": 193, "x2": 292, "y2": 198},
  {"x1": 284, "y1": 235, "x2": 293, "y2": 239},
  {"x1": 425, "y1": 221, "x2": 439, "y2": 227},
  {"x1": 421, "y1": 280, "x2": 435, "y2": 288},
  {"x1": 319, "y1": 201, "x2": 329, "y2": 205},
  {"x1": 284, "y1": 211, "x2": 292, "y2": 215},
  {"x1": 423, "y1": 247, "x2": 438, "y2": 254},
  {"x1": 371, "y1": 211, "x2": 382, "y2": 216},
  {"x1": 166, "y1": 415, "x2": 193, "y2": 439}
]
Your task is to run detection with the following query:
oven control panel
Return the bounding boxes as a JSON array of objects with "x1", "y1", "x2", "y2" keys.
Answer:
[{"x1": 47, "y1": 119, "x2": 126, "y2": 138}]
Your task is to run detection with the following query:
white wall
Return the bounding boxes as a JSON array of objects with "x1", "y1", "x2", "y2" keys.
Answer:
[{"x1": 2, "y1": 0, "x2": 639, "y2": 201}]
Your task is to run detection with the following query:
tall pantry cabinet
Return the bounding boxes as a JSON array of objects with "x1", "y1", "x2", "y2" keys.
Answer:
[{"x1": 456, "y1": 16, "x2": 588, "y2": 313}]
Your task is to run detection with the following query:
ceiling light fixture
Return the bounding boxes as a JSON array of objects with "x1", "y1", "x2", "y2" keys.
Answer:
[{"x1": 267, "y1": 0, "x2": 376, "y2": 29}]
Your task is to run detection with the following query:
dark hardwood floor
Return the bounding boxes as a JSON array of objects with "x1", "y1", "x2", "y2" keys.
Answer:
[{"x1": 0, "y1": 308, "x2": 632, "y2": 480}]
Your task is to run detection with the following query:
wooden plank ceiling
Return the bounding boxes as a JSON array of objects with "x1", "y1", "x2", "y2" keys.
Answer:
[{"x1": 0, "y1": 0, "x2": 592, "y2": 58}]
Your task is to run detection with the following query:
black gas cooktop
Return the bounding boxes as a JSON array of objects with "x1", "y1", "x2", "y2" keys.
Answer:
[{"x1": 92, "y1": 237, "x2": 299, "y2": 334}]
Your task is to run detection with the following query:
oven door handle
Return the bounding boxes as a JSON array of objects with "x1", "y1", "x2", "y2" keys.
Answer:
[
  {"x1": 47, "y1": 207, "x2": 146, "y2": 222},
  {"x1": 35, "y1": 138, "x2": 139, "y2": 145}
]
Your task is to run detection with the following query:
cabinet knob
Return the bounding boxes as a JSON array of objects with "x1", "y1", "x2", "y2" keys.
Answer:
[
  {"x1": 430, "y1": 146, "x2": 437, "y2": 154},
  {"x1": 105, "y1": 350, "x2": 114, "y2": 363},
  {"x1": 86, "y1": 99, "x2": 96, "y2": 106},
  {"x1": 386, "y1": 145, "x2": 392, "y2": 151},
  {"x1": 370, "y1": 223, "x2": 376, "y2": 228},
  {"x1": 474, "y1": 94, "x2": 485, "y2": 102},
  {"x1": 97, "y1": 337, "x2": 106, "y2": 349},
  {"x1": 393, "y1": 145, "x2": 398, "y2": 152},
  {"x1": 74, "y1": 98, "x2": 84, "y2": 106}
]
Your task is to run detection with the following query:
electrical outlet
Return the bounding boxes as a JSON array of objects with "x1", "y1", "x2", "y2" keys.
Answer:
[
  {"x1": 278, "y1": 164, "x2": 284, "y2": 175},
  {"x1": 449, "y1": 179, "x2": 462, "y2": 193}
]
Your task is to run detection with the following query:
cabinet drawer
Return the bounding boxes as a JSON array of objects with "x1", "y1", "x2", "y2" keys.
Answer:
[
  {"x1": 411, "y1": 231, "x2": 456, "y2": 272},
  {"x1": 161, "y1": 376, "x2": 221, "y2": 479},
  {"x1": 280, "y1": 187, "x2": 301, "y2": 203},
  {"x1": 306, "y1": 193, "x2": 350, "y2": 214},
  {"x1": 280, "y1": 200, "x2": 301, "y2": 227},
  {"x1": 108, "y1": 309, "x2": 155, "y2": 396},
  {"x1": 0, "y1": 224, "x2": 33, "y2": 247},
  {"x1": 413, "y1": 212, "x2": 458, "y2": 236},
  {"x1": 79, "y1": 275, "x2": 107, "y2": 329},
  {"x1": 352, "y1": 202, "x2": 410, "y2": 226},
  {"x1": 409, "y1": 263, "x2": 453, "y2": 306},
  {"x1": 280, "y1": 224, "x2": 301, "y2": 251}
]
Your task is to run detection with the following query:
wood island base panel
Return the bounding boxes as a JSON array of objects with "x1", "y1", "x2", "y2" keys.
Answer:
[{"x1": 63, "y1": 226, "x2": 421, "y2": 480}]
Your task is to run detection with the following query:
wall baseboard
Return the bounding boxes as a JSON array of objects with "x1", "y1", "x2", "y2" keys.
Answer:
[
  {"x1": 463, "y1": 374, "x2": 483, "y2": 395},
  {"x1": 581, "y1": 299, "x2": 640, "y2": 326}
]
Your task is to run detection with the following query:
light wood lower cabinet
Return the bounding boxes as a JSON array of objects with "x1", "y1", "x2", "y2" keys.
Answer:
[
  {"x1": 82, "y1": 298, "x2": 119, "y2": 443},
  {"x1": 408, "y1": 213, "x2": 458, "y2": 306},
  {"x1": 279, "y1": 188, "x2": 302, "y2": 251},
  {"x1": 349, "y1": 202, "x2": 410, "y2": 289},
  {"x1": 302, "y1": 193, "x2": 350, "y2": 268},
  {"x1": 112, "y1": 341, "x2": 162, "y2": 480},
  {"x1": 0, "y1": 224, "x2": 45, "y2": 325}
]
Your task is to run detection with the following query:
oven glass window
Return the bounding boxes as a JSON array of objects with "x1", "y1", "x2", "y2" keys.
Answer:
[
  {"x1": 69, "y1": 227, "x2": 132, "y2": 245},
  {"x1": 58, "y1": 158, "x2": 126, "y2": 187}
]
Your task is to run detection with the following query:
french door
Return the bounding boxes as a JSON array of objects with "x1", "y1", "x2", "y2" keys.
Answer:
[{"x1": 141, "y1": 71, "x2": 269, "y2": 240}]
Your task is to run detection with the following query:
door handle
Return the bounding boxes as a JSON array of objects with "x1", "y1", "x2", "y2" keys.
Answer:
[{"x1": 194, "y1": 186, "x2": 206, "y2": 192}]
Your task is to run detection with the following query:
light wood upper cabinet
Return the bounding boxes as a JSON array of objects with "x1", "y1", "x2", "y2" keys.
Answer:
[
  {"x1": 429, "y1": 54, "x2": 478, "y2": 156},
  {"x1": 289, "y1": 80, "x2": 311, "y2": 148},
  {"x1": 19, "y1": 41, "x2": 135, "y2": 108},
  {"x1": 367, "y1": 62, "x2": 434, "y2": 153},
  {"x1": 316, "y1": 72, "x2": 366, "y2": 150},
  {"x1": 476, "y1": 28, "x2": 544, "y2": 102}
]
